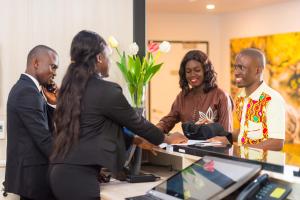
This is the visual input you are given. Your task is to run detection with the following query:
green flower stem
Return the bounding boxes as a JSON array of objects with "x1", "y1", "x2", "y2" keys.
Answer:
[
  {"x1": 133, "y1": 83, "x2": 144, "y2": 108},
  {"x1": 114, "y1": 48, "x2": 162, "y2": 109},
  {"x1": 116, "y1": 47, "x2": 121, "y2": 57},
  {"x1": 129, "y1": 53, "x2": 148, "y2": 108},
  {"x1": 153, "y1": 51, "x2": 161, "y2": 63},
  {"x1": 141, "y1": 53, "x2": 149, "y2": 72}
]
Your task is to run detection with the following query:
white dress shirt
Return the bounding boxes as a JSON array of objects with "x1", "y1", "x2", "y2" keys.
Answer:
[{"x1": 22, "y1": 73, "x2": 56, "y2": 108}]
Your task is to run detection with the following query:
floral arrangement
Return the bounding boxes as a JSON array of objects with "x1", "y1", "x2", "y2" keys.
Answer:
[{"x1": 108, "y1": 36, "x2": 171, "y2": 108}]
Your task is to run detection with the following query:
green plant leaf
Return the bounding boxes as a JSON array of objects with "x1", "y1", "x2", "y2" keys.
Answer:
[
  {"x1": 135, "y1": 56, "x2": 142, "y2": 78},
  {"x1": 148, "y1": 53, "x2": 154, "y2": 65},
  {"x1": 144, "y1": 63, "x2": 163, "y2": 84},
  {"x1": 128, "y1": 55, "x2": 136, "y2": 75},
  {"x1": 126, "y1": 70, "x2": 134, "y2": 85},
  {"x1": 117, "y1": 53, "x2": 129, "y2": 82},
  {"x1": 113, "y1": 48, "x2": 166, "y2": 107}
]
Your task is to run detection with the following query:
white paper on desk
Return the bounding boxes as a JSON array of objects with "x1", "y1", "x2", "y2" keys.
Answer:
[
  {"x1": 158, "y1": 140, "x2": 199, "y2": 148},
  {"x1": 172, "y1": 139, "x2": 208, "y2": 146},
  {"x1": 197, "y1": 142, "x2": 224, "y2": 147},
  {"x1": 158, "y1": 140, "x2": 223, "y2": 149},
  {"x1": 159, "y1": 140, "x2": 218, "y2": 148},
  {"x1": 159, "y1": 143, "x2": 168, "y2": 149},
  {"x1": 174, "y1": 140, "x2": 223, "y2": 146},
  {"x1": 158, "y1": 143, "x2": 173, "y2": 152}
]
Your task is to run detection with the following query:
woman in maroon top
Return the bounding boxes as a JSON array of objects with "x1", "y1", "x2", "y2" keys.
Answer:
[{"x1": 157, "y1": 50, "x2": 233, "y2": 134}]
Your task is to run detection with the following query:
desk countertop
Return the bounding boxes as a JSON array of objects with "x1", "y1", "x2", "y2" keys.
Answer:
[
  {"x1": 101, "y1": 148, "x2": 300, "y2": 200},
  {"x1": 101, "y1": 166, "x2": 176, "y2": 200}
]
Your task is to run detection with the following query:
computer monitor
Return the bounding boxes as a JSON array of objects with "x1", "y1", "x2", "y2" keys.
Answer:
[{"x1": 147, "y1": 156, "x2": 261, "y2": 200}]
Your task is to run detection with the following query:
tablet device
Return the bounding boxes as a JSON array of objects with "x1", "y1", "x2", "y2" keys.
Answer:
[{"x1": 146, "y1": 156, "x2": 261, "y2": 200}]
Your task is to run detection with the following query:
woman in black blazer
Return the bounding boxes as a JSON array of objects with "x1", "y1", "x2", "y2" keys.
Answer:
[{"x1": 49, "y1": 30, "x2": 186, "y2": 200}]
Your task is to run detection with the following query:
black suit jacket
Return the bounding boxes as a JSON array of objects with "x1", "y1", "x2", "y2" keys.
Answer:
[
  {"x1": 52, "y1": 76, "x2": 164, "y2": 173},
  {"x1": 5, "y1": 74, "x2": 55, "y2": 200}
]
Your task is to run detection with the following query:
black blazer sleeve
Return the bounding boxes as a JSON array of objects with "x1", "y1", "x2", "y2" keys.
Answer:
[
  {"x1": 102, "y1": 83, "x2": 164, "y2": 145},
  {"x1": 46, "y1": 105, "x2": 55, "y2": 134},
  {"x1": 16, "y1": 88, "x2": 53, "y2": 157}
]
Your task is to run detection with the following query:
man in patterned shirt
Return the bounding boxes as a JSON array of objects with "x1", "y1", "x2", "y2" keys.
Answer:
[{"x1": 209, "y1": 48, "x2": 285, "y2": 151}]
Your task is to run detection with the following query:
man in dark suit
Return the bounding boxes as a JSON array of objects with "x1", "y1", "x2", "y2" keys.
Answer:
[{"x1": 4, "y1": 45, "x2": 59, "y2": 200}]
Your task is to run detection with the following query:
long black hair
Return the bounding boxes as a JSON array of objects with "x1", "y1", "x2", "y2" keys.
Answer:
[
  {"x1": 51, "y1": 30, "x2": 106, "y2": 160},
  {"x1": 179, "y1": 50, "x2": 217, "y2": 95}
]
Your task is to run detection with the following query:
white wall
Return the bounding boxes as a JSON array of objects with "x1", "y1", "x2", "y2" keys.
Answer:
[
  {"x1": 147, "y1": 12, "x2": 221, "y2": 86},
  {"x1": 0, "y1": 0, "x2": 133, "y2": 159},
  {"x1": 147, "y1": 0, "x2": 300, "y2": 94},
  {"x1": 219, "y1": 0, "x2": 300, "y2": 92},
  {"x1": 0, "y1": 1, "x2": 133, "y2": 197}
]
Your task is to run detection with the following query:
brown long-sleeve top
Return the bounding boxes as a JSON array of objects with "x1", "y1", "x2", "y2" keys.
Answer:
[{"x1": 157, "y1": 87, "x2": 233, "y2": 133}]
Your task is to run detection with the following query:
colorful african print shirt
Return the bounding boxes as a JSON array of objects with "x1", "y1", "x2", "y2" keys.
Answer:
[{"x1": 236, "y1": 82, "x2": 286, "y2": 145}]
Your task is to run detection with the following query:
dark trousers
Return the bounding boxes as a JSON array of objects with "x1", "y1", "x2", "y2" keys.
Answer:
[
  {"x1": 20, "y1": 197, "x2": 34, "y2": 200},
  {"x1": 49, "y1": 164, "x2": 101, "y2": 200}
]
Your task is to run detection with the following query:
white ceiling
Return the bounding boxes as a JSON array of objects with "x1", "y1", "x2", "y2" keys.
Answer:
[{"x1": 147, "y1": 0, "x2": 294, "y2": 14}]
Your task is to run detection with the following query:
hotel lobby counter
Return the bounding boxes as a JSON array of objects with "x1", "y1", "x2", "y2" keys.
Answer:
[
  {"x1": 100, "y1": 145, "x2": 300, "y2": 200},
  {"x1": 101, "y1": 165, "x2": 176, "y2": 200},
  {"x1": 172, "y1": 143, "x2": 300, "y2": 173}
]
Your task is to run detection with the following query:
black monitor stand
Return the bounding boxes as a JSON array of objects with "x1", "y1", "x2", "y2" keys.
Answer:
[{"x1": 125, "y1": 146, "x2": 159, "y2": 183}]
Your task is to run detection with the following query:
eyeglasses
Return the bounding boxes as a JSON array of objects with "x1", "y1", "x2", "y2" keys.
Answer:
[{"x1": 233, "y1": 64, "x2": 247, "y2": 71}]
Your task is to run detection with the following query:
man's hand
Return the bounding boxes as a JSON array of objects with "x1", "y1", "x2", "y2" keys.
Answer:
[
  {"x1": 42, "y1": 84, "x2": 59, "y2": 105},
  {"x1": 195, "y1": 118, "x2": 213, "y2": 125},
  {"x1": 206, "y1": 136, "x2": 230, "y2": 144},
  {"x1": 245, "y1": 138, "x2": 284, "y2": 151},
  {"x1": 164, "y1": 132, "x2": 188, "y2": 144},
  {"x1": 133, "y1": 136, "x2": 158, "y2": 156}
]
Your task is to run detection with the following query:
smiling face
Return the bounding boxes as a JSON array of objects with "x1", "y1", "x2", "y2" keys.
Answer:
[
  {"x1": 234, "y1": 54, "x2": 261, "y2": 89},
  {"x1": 185, "y1": 60, "x2": 204, "y2": 88}
]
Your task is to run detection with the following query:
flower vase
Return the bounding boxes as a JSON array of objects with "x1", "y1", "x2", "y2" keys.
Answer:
[
  {"x1": 129, "y1": 86, "x2": 146, "y2": 175},
  {"x1": 131, "y1": 85, "x2": 146, "y2": 114}
]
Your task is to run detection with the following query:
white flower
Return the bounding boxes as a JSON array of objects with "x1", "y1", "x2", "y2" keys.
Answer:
[
  {"x1": 108, "y1": 36, "x2": 119, "y2": 48},
  {"x1": 128, "y1": 42, "x2": 139, "y2": 55},
  {"x1": 159, "y1": 41, "x2": 171, "y2": 53}
]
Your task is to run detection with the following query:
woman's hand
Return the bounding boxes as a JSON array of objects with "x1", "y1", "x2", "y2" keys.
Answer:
[
  {"x1": 195, "y1": 118, "x2": 213, "y2": 125},
  {"x1": 133, "y1": 136, "x2": 158, "y2": 156},
  {"x1": 164, "y1": 132, "x2": 188, "y2": 144}
]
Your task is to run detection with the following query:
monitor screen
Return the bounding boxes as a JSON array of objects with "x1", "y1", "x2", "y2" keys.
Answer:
[{"x1": 149, "y1": 156, "x2": 261, "y2": 200}]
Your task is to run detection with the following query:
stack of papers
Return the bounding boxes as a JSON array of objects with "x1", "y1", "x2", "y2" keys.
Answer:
[{"x1": 159, "y1": 140, "x2": 224, "y2": 149}]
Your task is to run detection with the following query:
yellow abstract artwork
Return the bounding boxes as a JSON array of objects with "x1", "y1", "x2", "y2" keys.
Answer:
[{"x1": 230, "y1": 32, "x2": 300, "y2": 144}]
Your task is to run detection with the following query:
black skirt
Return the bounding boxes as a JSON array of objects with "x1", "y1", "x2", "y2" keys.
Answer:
[{"x1": 49, "y1": 164, "x2": 101, "y2": 200}]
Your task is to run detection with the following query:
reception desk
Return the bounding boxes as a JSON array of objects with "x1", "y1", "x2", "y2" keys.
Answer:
[
  {"x1": 101, "y1": 144, "x2": 300, "y2": 200},
  {"x1": 172, "y1": 144, "x2": 299, "y2": 172}
]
